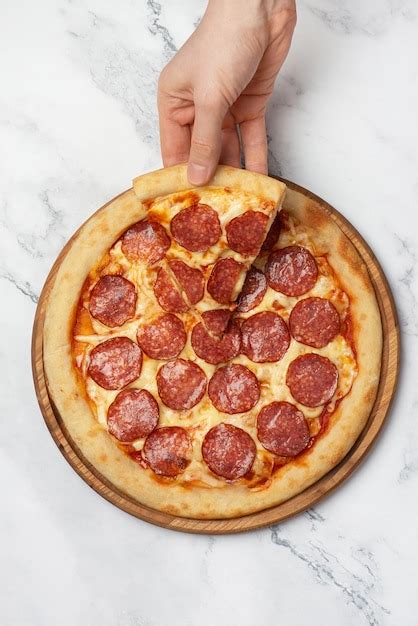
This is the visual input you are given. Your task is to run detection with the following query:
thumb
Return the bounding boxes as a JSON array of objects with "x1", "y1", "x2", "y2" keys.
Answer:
[{"x1": 188, "y1": 100, "x2": 226, "y2": 186}]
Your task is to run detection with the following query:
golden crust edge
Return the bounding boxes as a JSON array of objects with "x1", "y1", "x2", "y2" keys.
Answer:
[{"x1": 133, "y1": 163, "x2": 286, "y2": 204}]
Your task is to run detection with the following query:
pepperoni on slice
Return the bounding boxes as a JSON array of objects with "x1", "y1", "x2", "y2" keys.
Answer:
[
  {"x1": 289, "y1": 297, "x2": 340, "y2": 348},
  {"x1": 157, "y1": 359, "x2": 207, "y2": 410},
  {"x1": 241, "y1": 311, "x2": 290, "y2": 363},
  {"x1": 208, "y1": 364, "x2": 260, "y2": 414},
  {"x1": 207, "y1": 258, "x2": 244, "y2": 304},
  {"x1": 171, "y1": 204, "x2": 221, "y2": 252},
  {"x1": 154, "y1": 267, "x2": 188, "y2": 313},
  {"x1": 266, "y1": 245, "x2": 318, "y2": 296},
  {"x1": 236, "y1": 267, "x2": 267, "y2": 313},
  {"x1": 286, "y1": 353, "x2": 338, "y2": 407},
  {"x1": 89, "y1": 275, "x2": 137, "y2": 327},
  {"x1": 201, "y1": 309, "x2": 231, "y2": 337},
  {"x1": 202, "y1": 423, "x2": 256, "y2": 480},
  {"x1": 257, "y1": 401, "x2": 310, "y2": 457},
  {"x1": 191, "y1": 320, "x2": 241, "y2": 365},
  {"x1": 121, "y1": 220, "x2": 170, "y2": 264},
  {"x1": 88, "y1": 337, "x2": 142, "y2": 390},
  {"x1": 169, "y1": 259, "x2": 204, "y2": 305},
  {"x1": 143, "y1": 427, "x2": 192, "y2": 477},
  {"x1": 137, "y1": 313, "x2": 186, "y2": 360},
  {"x1": 107, "y1": 389, "x2": 159, "y2": 442},
  {"x1": 226, "y1": 211, "x2": 270, "y2": 255},
  {"x1": 261, "y1": 212, "x2": 282, "y2": 252}
]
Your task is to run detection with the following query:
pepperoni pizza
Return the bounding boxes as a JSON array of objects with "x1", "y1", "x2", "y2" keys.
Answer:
[{"x1": 43, "y1": 165, "x2": 382, "y2": 519}]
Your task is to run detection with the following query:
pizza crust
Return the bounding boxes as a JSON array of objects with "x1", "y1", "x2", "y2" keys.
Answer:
[
  {"x1": 133, "y1": 163, "x2": 284, "y2": 204},
  {"x1": 43, "y1": 168, "x2": 382, "y2": 519}
]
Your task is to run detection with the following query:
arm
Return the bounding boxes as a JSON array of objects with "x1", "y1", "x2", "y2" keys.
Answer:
[{"x1": 158, "y1": 0, "x2": 296, "y2": 185}]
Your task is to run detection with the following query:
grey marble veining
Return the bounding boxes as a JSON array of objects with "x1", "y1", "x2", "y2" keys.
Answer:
[
  {"x1": 1, "y1": 1, "x2": 417, "y2": 625},
  {"x1": 270, "y1": 526, "x2": 390, "y2": 626}
]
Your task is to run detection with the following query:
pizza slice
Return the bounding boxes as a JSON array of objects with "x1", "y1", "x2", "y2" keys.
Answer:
[{"x1": 128, "y1": 165, "x2": 286, "y2": 337}]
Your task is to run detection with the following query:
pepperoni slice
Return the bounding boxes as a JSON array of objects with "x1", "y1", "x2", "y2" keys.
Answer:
[
  {"x1": 236, "y1": 267, "x2": 267, "y2": 313},
  {"x1": 121, "y1": 220, "x2": 170, "y2": 264},
  {"x1": 289, "y1": 297, "x2": 340, "y2": 348},
  {"x1": 257, "y1": 401, "x2": 310, "y2": 456},
  {"x1": 191, "y1": 320, "x2": 241, "y2": 365},
  {"x1": 286, "y1": 353, "x2": 338, "y2": 407},
  {"x1": 107, "y1": 389, "x2": 159, "y2": 442},
  {"x1": 88, "y1": 337, "x2": 142, "y2": 390},
  {"x1": 89, "y1": 275, "x2": 137, "y2": 327},
  {"x1": 169, "y1": 259, "x2": 204, "y2": 305},
  {"x1": 241, "y1": 311, "x2": 290, "y2": 363},
  {"x1": 157, "y1": 359, "x2": 207, "y2": 410},
  {"x1": 261, "y1": 212, "x2": 282, "y2": 252},
  {"x1": 202, "y1": 423, "x2": 256, "y2": 480},
  {"x1": 154, "y1": 267, "x2": 188, "y2": 313},
  {"x1": 207, "y1": 258, "x2": 244, "y2": 304},
  {"x1": 137, "y1": 313, "x2": 186, "y2": 360},
  {"x1": 266, "y1": 245, "x2": 318, "y2": 296},
  {"x1": 171, "y1": 204, "x2": 221, "y2": 252},
  {"x1": 201, "y1": 309, "x2": 231, "y2": 337},
  {"x1": 208, "y1": 364, "x2": 260, "y2": 414},
  {"x1": 143, "y1": 427, "x2": 192, "y2": 477},
  {"x1": 226, "y1": 211, "x2": 270, "y2": 255}
]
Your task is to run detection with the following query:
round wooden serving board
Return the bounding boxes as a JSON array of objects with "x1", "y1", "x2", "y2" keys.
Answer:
[{"x1": 32, "y1": 179, "x2": 400, "y2": 534}]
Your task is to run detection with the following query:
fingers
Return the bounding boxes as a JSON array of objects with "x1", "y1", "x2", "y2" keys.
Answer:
[
  {"x1": 159, "y1": 111, "x2": 267, "y2": 176},
  {"x1": 188, "y1": 101, "x2": 226, "y2": 186},
  {"x1": 219, "y1": 124, "x2": 241, "y2": 168},
  {"x1": 240, "y1": 116, "x2": 268, "y2": 175},
  {"x1": 159, "y1": 115, "x2": 191, "y2": 167}
]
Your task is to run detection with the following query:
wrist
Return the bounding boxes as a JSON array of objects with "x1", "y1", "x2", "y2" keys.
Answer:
[
  {"x1": 204, "y1": 0, "x2": 296, "y2": 40},
  {"x1": 206, "y1": 0, "x2": 295, "y2": 17}
]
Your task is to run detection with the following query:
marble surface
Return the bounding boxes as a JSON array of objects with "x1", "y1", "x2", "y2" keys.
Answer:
[{"x1": 1, "y1": 1, "x2": 417, "y2": 624}]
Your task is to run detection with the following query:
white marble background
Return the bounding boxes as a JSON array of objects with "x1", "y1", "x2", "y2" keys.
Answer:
[{"x1": 1, "y1": 1, "x2": 417, "y2": 624}]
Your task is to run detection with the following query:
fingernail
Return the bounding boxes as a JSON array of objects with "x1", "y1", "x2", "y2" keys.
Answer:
[{"x1": 188, "y1": 163, "x2": 210, "y2": 186}]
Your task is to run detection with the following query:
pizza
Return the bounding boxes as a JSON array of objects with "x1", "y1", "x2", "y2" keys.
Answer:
[{"x1": 43, "y1": 165, "x2": 382, "y2": 519}]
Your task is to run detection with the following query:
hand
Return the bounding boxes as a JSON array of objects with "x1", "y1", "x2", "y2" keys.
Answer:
[{"x1": 158, "y1": 0, "x2": 296, "y2": 185}]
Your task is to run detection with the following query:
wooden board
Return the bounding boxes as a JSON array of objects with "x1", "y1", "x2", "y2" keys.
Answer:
[{"x1": 32, "y1": 179, "x2": 400, "y2": 534}]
